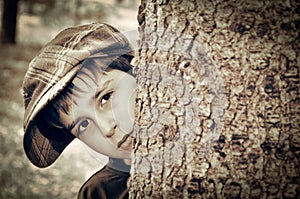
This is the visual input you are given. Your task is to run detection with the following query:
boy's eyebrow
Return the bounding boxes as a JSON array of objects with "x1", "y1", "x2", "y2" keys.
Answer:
[
  {"x1": 95, "y1": 79, "x2": 113, "y2": 99},
  {"x1": 67, "y1": 121, "x2": 76, "y2": 132}
]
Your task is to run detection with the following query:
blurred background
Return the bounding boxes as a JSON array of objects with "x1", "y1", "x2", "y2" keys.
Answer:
[{"x1": 0, "y1": 0, "x2": 139, "y2": 198}]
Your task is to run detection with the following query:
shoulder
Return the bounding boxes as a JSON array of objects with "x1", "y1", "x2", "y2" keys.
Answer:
[{"x1": 77, "y1": 165, "x2": 129, "y2": 199}]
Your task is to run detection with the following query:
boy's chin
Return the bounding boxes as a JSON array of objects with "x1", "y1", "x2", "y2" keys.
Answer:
[
  {"x1": 123, "y1": 158, "x2": 131, "y2": 165},
  {"x1": 113, "y1": 150, "x2": 132, "y2": 160},
  {"x1": 117, "y1": 143, "x2": 132, "y2": 156}
]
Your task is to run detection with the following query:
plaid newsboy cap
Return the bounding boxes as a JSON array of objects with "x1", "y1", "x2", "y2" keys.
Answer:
[{"x1": 22, "y1": 23, "x2": 133, "y2": 168}]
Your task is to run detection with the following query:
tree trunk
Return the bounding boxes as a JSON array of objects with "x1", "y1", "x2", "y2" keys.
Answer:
[
  {"x1": 128, "y1": 0, "x2": 299, "y2": 198},
  {"x1": 1, "y1": 0, "x2": 18, "y2": 44}
]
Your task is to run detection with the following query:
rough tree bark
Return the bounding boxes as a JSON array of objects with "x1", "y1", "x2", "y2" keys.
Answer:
[
  {"x1": 128, "y1": 0, "x2": 299, "y2": 198},
  {"x1": 1, "y1": 0, "x2": 18, "y2": 44}
]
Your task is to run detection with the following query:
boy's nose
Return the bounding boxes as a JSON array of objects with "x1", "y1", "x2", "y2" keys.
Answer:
[{"x1": 104, "y1": 125, "x2": 117, "y2": 137}]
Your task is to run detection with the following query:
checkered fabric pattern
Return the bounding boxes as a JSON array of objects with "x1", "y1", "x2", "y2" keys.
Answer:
[{"x1": 22, "y1": 23, "x2": 133, "y2": 168}]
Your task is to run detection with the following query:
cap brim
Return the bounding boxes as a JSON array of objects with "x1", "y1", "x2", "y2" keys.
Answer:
[
  {"x1": 23, "y1": 66, "x2": 79, "y2": 168},
  {"x1": 24, "y1": 119, "x2": 74, "y2": 168}
]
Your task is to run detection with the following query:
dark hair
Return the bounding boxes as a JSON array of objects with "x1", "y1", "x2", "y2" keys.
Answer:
[{"x1": 36, "y1": 54, "x2": 133, "y2": 141}]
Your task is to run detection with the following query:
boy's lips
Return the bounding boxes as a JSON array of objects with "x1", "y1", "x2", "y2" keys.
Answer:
[{"x1": 117, "y1": 133, "x2": 132, "y2": 149}]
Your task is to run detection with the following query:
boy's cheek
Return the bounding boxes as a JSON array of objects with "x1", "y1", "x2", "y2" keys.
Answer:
[
  {"x1": 80, "y1": 130, "x2": 111, "y2": 155},
  {"x1": 128, "y1": 90, "x2": 137, "y2": 124},
  {"x1": 114, "y1": 95, "x2": 136, "y2": 132},
  {"x1": 112, "y1": 76, "x2": 136, "y2": 133}
]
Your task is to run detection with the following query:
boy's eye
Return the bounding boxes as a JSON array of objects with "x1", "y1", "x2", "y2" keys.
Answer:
[
  {"x1": 78, "y1": 119, "x2": 90, "y2": 135},
  {"x1": 101, "y1": 92, "x2": 113, "y2": 105}
]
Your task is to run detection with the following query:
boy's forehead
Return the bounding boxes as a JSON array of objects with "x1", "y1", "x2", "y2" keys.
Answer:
[{"x1": 72, "y1": 67, "x2": 108, "y2": 89}]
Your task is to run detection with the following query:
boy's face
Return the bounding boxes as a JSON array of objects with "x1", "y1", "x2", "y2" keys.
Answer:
[{"x1": 59, "y1": 68, "x2": 136, "y2": 159}]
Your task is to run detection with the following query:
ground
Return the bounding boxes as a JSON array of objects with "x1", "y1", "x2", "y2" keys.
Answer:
[{"x1": 0, "y1": 1, "x2": 138, "y2": 198}]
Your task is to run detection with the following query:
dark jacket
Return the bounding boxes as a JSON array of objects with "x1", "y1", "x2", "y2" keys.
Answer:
[{"x1": 78, "y1": 158, "x2": 130, "y2": 199}]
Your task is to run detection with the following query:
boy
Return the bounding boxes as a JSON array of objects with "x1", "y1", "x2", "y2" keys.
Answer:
[{"x1": 22, "y1": 23, "x2": 136, "y2": 198}]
